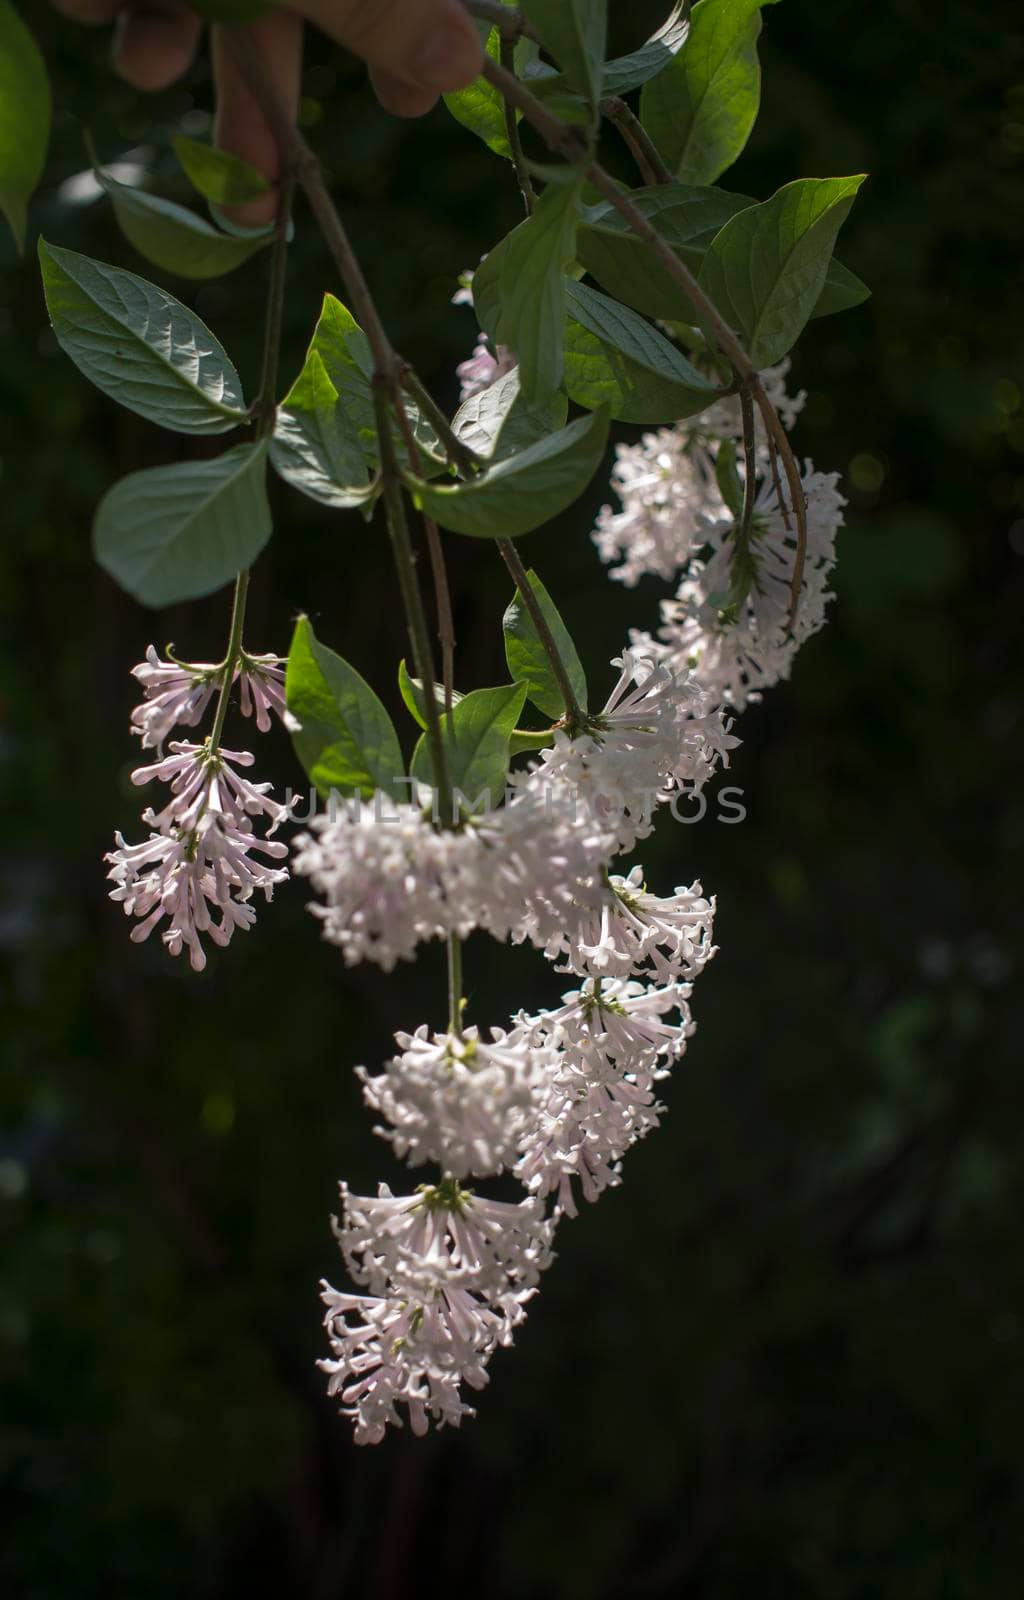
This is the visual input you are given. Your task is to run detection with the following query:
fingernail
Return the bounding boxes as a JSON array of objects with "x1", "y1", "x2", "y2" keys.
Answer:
[{"x1": 412, "y1": 21, "x2": 482, "y2": 92}]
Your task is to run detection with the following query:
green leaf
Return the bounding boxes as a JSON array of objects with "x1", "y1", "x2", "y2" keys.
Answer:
[
  {"x1": 714, "y1": 439, "x2": 744, "y2": 518},
  {"x1": 601, "y1": 3, "x2": 690, "y2": 95},
  {"x1": 38, "y1": 240, "x2": 248, "y2": 435},
  {"x1": 697, "y1": 175, "x2": 867, "y2": 368},
  {"x1": 271, "y1": 348, "x2": 376, "y2": 509},
  {"x1": 563, "y1": 279, "x2": 719, "y2": 423},
  {"x1": 285, "y1": 617, "x2": 404, "y2": 801},
  {"x1": 452, "y1": 367, "x2": 568, "y2": 463},
  {"x1": 444, "y1": 26, "x2": 511, "y2": 158},
  {"x1": 98, "y1": 169, "x2": 272, "y2": 280},
  {"x1": 503, "y1": 568, "x2": 588, "y2": 720},
  {"x1": 811, "y1": 256, "x2": 871, "y2": 319},
  {"x1": 640, "y1": 0, "x2": 778, "y2": 185},
  {"x1": 498, "y1": 175, "x2": 583, "y2": 403},
  {"x1": 172, "y1": 135, "x2": 270, "y2": 206},
  {"x1": 93, "y1": 442, "x2": 270, "y2": 607},
  {"x1": 398, "y1": 659, "x2": 464, "y2": 730},
  {"x1": 410, "y1": 682, "x2": 528, "y2": 812},
  {"x1": 577, "y1": 182, "x2": 752, "y2": 321},
  {"x1": 407, "y1": 407, "x2": 609, "y2": 539},
  {"x1": 521, "y1": 0, "x2": 607, "y2": 110},
  {"x1": 285, "y1": 293, "x2": 441, "y2": 473},
  {"x1": 0, "y1": 0, "x2": 50, "y2": 250}
]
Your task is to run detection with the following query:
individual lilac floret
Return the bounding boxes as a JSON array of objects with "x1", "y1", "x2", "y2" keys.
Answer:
[
  {"x1": 456, "y1": 335, "x2": 516, "y2": 402},
  {"x1": 358, "y1": 1024, "x2": 548, "y2": 1179},
  {"x1": 238, "y1": 652, "x2": 287, "y2": 733}
]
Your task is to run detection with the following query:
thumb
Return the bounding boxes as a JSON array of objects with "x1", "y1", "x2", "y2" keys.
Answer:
[{"x1": 294, "y1": 0, "x2": 482, "y2": 100}]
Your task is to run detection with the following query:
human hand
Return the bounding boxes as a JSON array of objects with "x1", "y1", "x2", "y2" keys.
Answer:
[{"x1": 50, "y1": 0, "x2": 484, "y2": 221}]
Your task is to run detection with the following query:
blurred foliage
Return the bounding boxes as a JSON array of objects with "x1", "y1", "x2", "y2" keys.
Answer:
[{"x1": 2, "y1": 2, "x2": 1023, "y2": 1596}]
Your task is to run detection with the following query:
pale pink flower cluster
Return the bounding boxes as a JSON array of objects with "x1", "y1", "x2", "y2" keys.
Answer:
[
  {"x1": 592, "y1": 363, "x2": 846, "y2": 708},
  {"x1": 107, "y1": 646, "x2": 289, "y2": 970}
]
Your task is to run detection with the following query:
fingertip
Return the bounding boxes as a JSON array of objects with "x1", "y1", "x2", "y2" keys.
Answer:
[
  {"x1": 112, "y1": 3, "x2": 201, "y2": 93},
  {"x1": 369, "y1": 66, "x2": 440, "y2": 120},
  {"x1": 410, "y1": 1, "x2": 483, "y2": 93}
]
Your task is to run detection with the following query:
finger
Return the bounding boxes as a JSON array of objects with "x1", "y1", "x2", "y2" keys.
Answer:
[
  {"x1": 211, "y1": 12, "x2": 303, "y2": 228},
  {"x1": 294, "y1": 0, "x2": 482, "y2": 97},
  {"x1": 369, "y1": 65, "x2": 441, "y2": 120},
  {"x1": 111, "y1": 1, "x2": 202, "y2": 93},
  {"x1": 51, "y1": 0, "x2": 119, "y2": 23}
]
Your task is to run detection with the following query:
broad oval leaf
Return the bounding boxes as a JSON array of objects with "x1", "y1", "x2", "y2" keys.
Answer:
[
  {"x1": 697, "y1": 174, "x2": 867, "y2": 369},
  {"x1": 407, "y1": 406, "x2": 609, "y2": 539},
  {"x1": 286, "y1": 616, "x2": 404, "y2": 801},
  {"x1": 410, "y1": 682, "x2": 528, "y2": 813},
  {"x1": 444, "y1": 26, "x2": 511, "y2": 158},
  {"x1": 498, "y1": 175, "x2": 583, "y2": 404},
  {"x1": 602, "y1": 2, "x2": 690, "y2": 95},
  {"x1": 521, "y1": 0, "x2": 606, "y2": 111},
  {"x1": 452, "y1": 367, "x2": 568, "y2": 462},
  {"x1": 640, "y1": 0, "x2": 778, "y2": 185},
  {"x1": 171, "y1": 135, "x2": 270, "y2": 206},
  {"x1": 563, "y1": 279, "x2": 719, "y2": 423},
  {"x1": 39, "y1": 239, "x2": 248, "y2": 434},
  {"x1": 93, "y1": 442, "x2": 270, "y2": 607},
  {"x1": 0, "y1": 0, "x2": 50, "y2": 250},
  {"x1": 503, "y1": 568, "x2": 588, "y2": 720},
  {"x1": 270, "y1": 348, "x2": 376, "y2": 509},
  {"x1": 99, "y1": 170, "x2": 272, "y2": 280}
]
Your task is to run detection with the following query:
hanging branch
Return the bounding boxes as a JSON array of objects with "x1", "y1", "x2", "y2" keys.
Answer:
[
  {"x1": 500, "y1": 36, "x2": 537, "y2": 214},
  {"x1": 477, "y1": 51, "x2": 809, "y2": 633},
  {"x1": 602, "y1": 96, "x2": 673, "y2": 187}
]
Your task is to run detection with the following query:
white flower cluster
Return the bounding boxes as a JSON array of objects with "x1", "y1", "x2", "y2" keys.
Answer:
[
  {"x1": 106, "y1": 647, "x2": 289, "y2": 970},
  {"x1": 592, "y1": 362, "x2": 847, "y2": 709}
]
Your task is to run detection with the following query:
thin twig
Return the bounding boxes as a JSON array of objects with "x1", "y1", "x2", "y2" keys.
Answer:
[
  {"x1": 497, "y1": 539, "x2": 584, "y2": 727},
  {"x1": 465, "y1": 0, "x2": 534, "y2": 41},
  {"x1": 602, "y1": 96, "x2": 673, "y2": 187},
  {"x1": 738, "y1": 388, "x2": 758, "y2": 550},
  {"x1": 500, "y1": 36, "x2": 536, "y2": 214}
]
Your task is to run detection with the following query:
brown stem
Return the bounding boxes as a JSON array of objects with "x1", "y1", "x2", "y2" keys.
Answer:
[
  {"x1": 501, "y1": 35, "x2": 536, "y2": 214},
  {"x1": 399, "y1": 365, "x2": 482, "y2": 478},
  {"x1": 465, "y1": 0, "x2": 534, "y2": 40},
  {"x1": 602, "y1": 96, "x2": 673, "y2": 187},
  {"x1": 424, "y1": 518, "x2": 456, "y2": 719},
  {"x1": 496, "y1": 539, "x2": 584, "y2": 727}
]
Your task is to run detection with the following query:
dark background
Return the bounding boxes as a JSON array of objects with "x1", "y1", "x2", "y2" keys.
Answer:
[{"x1": 2, "y1": 2, "x2": 1023, "y2": 1595}]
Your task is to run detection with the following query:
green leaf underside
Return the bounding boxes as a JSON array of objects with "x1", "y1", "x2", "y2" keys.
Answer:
[
  {"x1": 697, "y1": 174, "x2": 866, "y2": 368},
  {"x1": 498, "y1": 176, "x2": 583, "y2": 403},
  {"x1": 578, "y1": 183, "x2": 868, "y2": 325},
  {"x1": 398, "y1": 659, "x2": 464, "y2": 730},
  {"x1": 93, "y1": 442, "x2": 270, "y2": 607},
  {"x1": 286, "y1": 617, "x2": 404, "y2": 801},
  {"x1": 444, "y1": 26, "x2": 511, "y2": 158},
  {"x1": 602, "y1": 2, "x2": 690, "y2": 95},
  {"x1": 0, "y1": 0, "x2": 50, "y2": 250},
  {"x1": 100, "y1": 171, "x2": 272, "y2": 280},
  {"x1": 640, "y1": 0, "x2": 777, "y2": 185},
  {"x1": 408, "y1": 407, "x2": 609, "y2": 539},
  {"x1": 522, "y1": 0, "x2": 607, "y2": 109},
  {"x1": 452, "y1": 367, "x2": 568, "y2": 463},
  {"x1": 284, "y1": 293, "x2": 441, "y2": 474},
  {"x1": 563, "y1": 279, "x2": 718, "y2": 423},
  {"x1": 504, "y1": 568, "x2": 588, "y2": 720},
  {"x1": 38, "y1": 239, "x2": 247, "y2": 435},
  {"x1": 172, "y1": 134, "x2": 270, "y2": 205},
  {"x1": 270, "y1": 348, "x2": 374, "y2": 508},
  {"x1": 410, "y1": 682, "x2": 528, "y2": 811}
]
